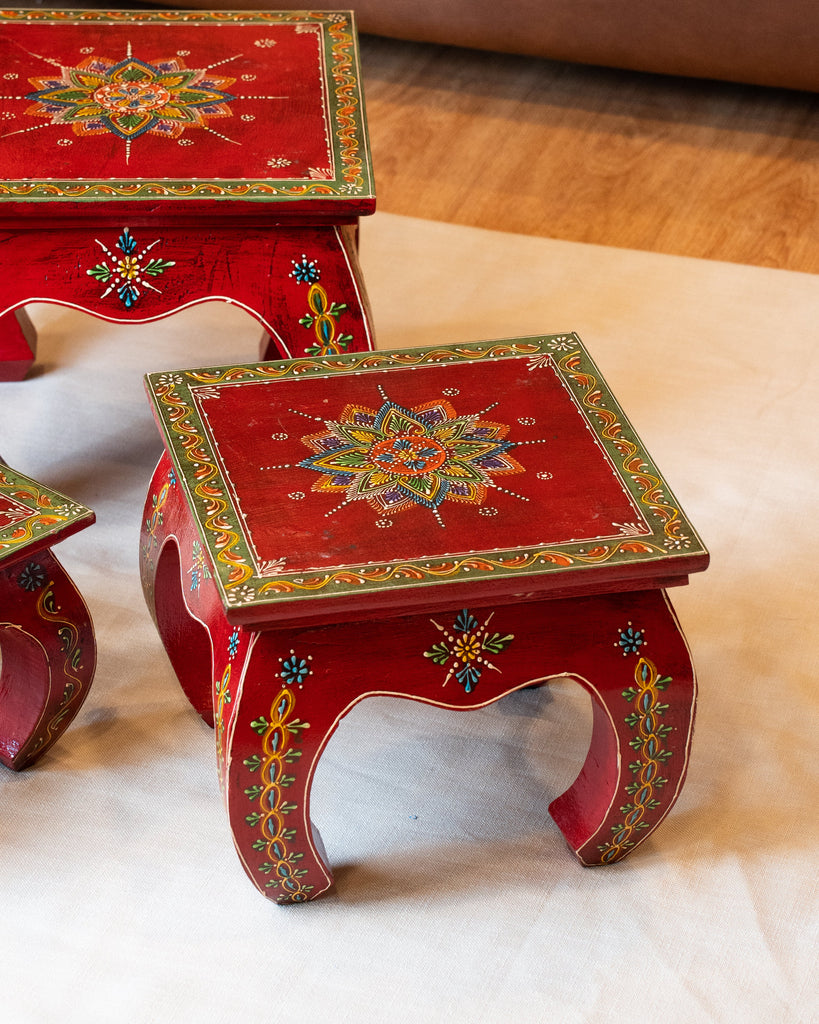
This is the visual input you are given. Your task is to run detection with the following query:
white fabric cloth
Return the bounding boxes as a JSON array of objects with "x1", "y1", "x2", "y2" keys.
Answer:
[{"x1": 0, "y1": 213, "x2": 816, "y2": 1023}]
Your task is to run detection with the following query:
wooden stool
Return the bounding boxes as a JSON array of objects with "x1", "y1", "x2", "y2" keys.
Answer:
[
  {"x1": 140, "y1": 334, "x2": 708, "y2": 903},
  {"x1": 0, "y1": 461, "x2": 96, "y2": 770},
  {"x1": 0, "y1": 9, "x2": 375, "y2": 380}
]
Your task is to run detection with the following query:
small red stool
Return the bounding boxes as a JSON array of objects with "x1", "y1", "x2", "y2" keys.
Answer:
[
  {"x1": 140, "y1": 334, "x2": 708, "y2": 903},
  {"x1": 0, "y1": 461, "x2": 96, "y2": 770},
  {"x1": 0, "y1": 9, "x2": 375, "y2": 380}
]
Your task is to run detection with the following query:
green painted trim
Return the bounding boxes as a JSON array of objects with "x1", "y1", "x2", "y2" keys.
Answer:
[
  {"x1": 0, "y1": 463, "x2": 94, "y2": 558},
  {"x1": 145, "y1": 335, "x2": 707, "y2": 614},
  {"x1": 0, "y1": 10, "x2": 374, "y2": 205}
]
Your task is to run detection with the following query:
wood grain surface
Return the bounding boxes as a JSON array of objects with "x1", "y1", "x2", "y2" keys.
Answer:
[{"x1": 360, "y1": 37, "x2": 819, "y2": 272}]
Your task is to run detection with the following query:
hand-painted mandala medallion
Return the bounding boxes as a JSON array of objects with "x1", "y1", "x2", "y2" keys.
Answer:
[
  {"x1": 297, "y1": 391, "x2": 526, "y2": 525},
  {"x1": 24, "y1": 47, "x2": 236, "y2": 148}
]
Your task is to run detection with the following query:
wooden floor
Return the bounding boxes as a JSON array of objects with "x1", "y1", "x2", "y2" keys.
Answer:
[{"x1": 360, "y1": 36, "x2": 819, "y2": 273}]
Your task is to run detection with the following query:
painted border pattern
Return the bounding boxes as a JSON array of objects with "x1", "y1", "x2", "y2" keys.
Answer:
[
  {"x1": 146, "y1": 335, "x2": 707, "y2": 610},
  {"x1": 0, "y1": 9, "x2": 373, "y2": 203},
  {"x1": 244, "y1": 686, "x2": 313, "y2": 903},
  {"x1": 24, "y1": 577, "x2": 89, "y2": 759},
  {"x1": 597, "y1": 653, "x2": 674, "y2": 862},
  {"x1": 558, "y1": 351, "x2": 691, "y2": 550},
  {"x1": 150, "y1": 375, "x2": 254, "y2": 590},
  {"x1": 0, "y1": 465, "x2": 94, "y2": 557}
]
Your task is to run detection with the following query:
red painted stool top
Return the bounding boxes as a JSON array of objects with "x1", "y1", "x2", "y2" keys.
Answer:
[
  {"x1": 0, "y1": 9, "x2": 375, "y2": 381},
  {"x1": 144, "y1": 334, "x2": 709, "y2": 628},
  {"x1": 0, "y1": 461, "x2": 95, "y2": 563},
  {"x1": 0, "y1": 8, "x2": 374, "y2": 225}
]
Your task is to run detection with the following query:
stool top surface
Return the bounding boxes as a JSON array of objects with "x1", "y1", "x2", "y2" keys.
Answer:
[
  {"x1": 146, "y1": 335, "x2": 708, "y2": 626},
  {"x1": 0, "y1": 461, "x2": 95, "y2": 563},
  {"x1": 0, "y1": 9, "x2": 373, "y2": 222}
]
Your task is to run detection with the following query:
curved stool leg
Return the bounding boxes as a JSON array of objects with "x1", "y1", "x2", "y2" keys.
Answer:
[
  {"x1": 257, "y1": 224, "x2": 374, "y2": 361},
  {"x1": 139, "y1": 456, "x2": 328, "y2": 901},
  {"x1": 0, "y1": 549, "x2": 96, "y2": 770},
  {"x1": 545, "y1": 590, "x2": 697, "y2": 865},
  {"x1": 151, "y1": 541, "x2": 216, "y2": 727},
  {"x1": 0, "y1": 308, "x2": 37, "y2": 382},
  {"x1": 221, "y1": 631, "x2": 339, "y2": 904},
  {"x1": 140, "y1": 453, "x2": 222, "y2": 726}
]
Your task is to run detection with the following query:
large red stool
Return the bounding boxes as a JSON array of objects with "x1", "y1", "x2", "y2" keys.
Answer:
[
  {"x1": 140, "y1": 334, "x2": 708, "y2": 903},
  {"x1": 0, "y1": 8, "x2": 375, "y2": 380},
  {"x1": 0, "y1": 461, "x2": 96, "y2": 770}
]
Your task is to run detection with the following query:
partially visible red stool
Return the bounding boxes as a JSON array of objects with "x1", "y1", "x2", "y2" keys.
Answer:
[
  {"x1": 0, "y1": 461, "x2": 96, "y2": 770},
  {"x1": 140, "y1": 333, "x2": 708, "y2": 903},
  {"x1": 0, "y1": 9, "x2": 375, "y2": 380}
]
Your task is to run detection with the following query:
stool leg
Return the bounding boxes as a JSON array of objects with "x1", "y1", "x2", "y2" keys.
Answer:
[
  {"x1": 0, "y1": 308, "x2": 37, "y2": 382},
  {"x1": 138, "y1": 450, "x2": 339, "y2": 900},
  {"x1": 0, "y1": 549, "x2": 96, "y2": 770},
  {"x1": 221, "y1": 631, "x2": 338, "y2": 904},
  {"x1": 216, "y1": 589, "x2": 696, "y2": 903},
  {"x1": 140, "y1": 457, "x2": 334, "y2": 901},
  {"x1": 545, "y1": 590, "x2": 697, "y2": 865},
  {"x1": 258, "y1": 223, "x2": 374, "y2": 361},
  {"x1": 140, "y1": 453, "x2": 218, "y2": 726}
]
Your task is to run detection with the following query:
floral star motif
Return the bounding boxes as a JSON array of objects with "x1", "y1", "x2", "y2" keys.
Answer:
[
  {"x1": 616, "y1": 623, "x2": 646, "y2": 656},
  {"x1": 424, "y1": 609, "x2": 515, "y2": 693},
  {"x1": 18, "y1": 561, "x2": 46, "y2": 592},
  {"x1": 296, "y1": 392, "x2": 526, "y2": 525},
  {"x1": 24, "y1": 49, "x2": 236, "y2": 147},
  {"x1": 280, "y1": 653, "x2": 312, "y2": 688},
  {"x1": 86, "y1": 227, "x2": 175, "y2": 308}
]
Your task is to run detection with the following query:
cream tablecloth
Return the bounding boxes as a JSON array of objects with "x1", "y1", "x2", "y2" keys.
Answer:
[{"x1": 0, "y1": 214, "x2": 816, "y2": 1022}]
